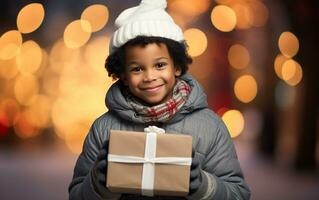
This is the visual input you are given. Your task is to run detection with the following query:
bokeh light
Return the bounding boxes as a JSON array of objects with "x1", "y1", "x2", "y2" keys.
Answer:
[
  {"x1": 16, "y1": 3, "x2": 45, "y2": 34},
  {"x1": 84, "y1": 36, "x2": 109, "y2": 74},
  {"x1": 278, "y1": 31, "x2": 299, "y2": 58},
  {"x1": 222, "y1": 109, "x2": 245, "y2": 138},
  {"x1": 249, "y1": 1, "x2": 269, "y2": 27},
  {"x1": 281, "y1": 59, "x2": 303, "y2": 86},
  {"x1": 183, "y1": 28, "x2": 208, "y2": 57},
  {"x1": 274, "y1": 53, "x2": 289, "y2": 79},
  {"x1": 0, "y1": 57, "x2": 19, "y2": 79},
  {"x1": 169, "y1": 0, "x2": 211, "y2": 17},
  {"x1": 228, "y1": 44, "x2": 250, "y2": 69},
  {"x1": 13, "y1": 111, "x2": 39, "y2": 139},
  {"x1": 81, "y1": 4, "x2": 109, "y2": 32},
  {"x1": 232, "y1": 3, "x2": 253, "y2": 29},
  {"x1": 63, "y1": 20, "x2": 92, "y2": 49},
  {"x1": 26, "y1": 94, "x2": 53, "y2": 129},
  {"x1": 0, "y1": 98, "x2": 20, "y2": 126},
  {"x1": 16, "y1": 40, "x2": 43, "y2": 75},
  {"x1": 211, "y1": 5, "x2": 237, "y2": 32},
  {"x1": 0, "y1": 30, "x2": 23, "y2": 60},
  {"x1": 65, "y1": 120, "x2": 91, "y2": 154},
  {"x1": 14, "y1": 74, "x2": 39, "y2": 106},
  {"x1": 234, "y1": 75, "x2": 258, "y2": 103},
  {"x1": 49, "y1": 38, "x2": 81, "y2": 74}
]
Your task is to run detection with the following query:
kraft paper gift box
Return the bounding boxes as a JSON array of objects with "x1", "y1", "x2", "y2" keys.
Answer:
[{"x1": 106, "y1": 128, "x2": 192, "y2": 197}]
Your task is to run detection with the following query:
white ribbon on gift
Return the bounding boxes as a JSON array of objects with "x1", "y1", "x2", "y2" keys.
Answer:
[{"x1": 107, "y1": 126, "x2": 192, "y2": 197}]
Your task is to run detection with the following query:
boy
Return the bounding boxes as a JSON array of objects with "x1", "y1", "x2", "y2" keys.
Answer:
[{"x1": 69, "y1": 0, "x2": 250, "y2": 199}]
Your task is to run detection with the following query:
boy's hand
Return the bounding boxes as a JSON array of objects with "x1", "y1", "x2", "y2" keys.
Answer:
[
  {"x1": 92, "y1": 140, "x2": 109, "y2": 193},
  {"x1": 189, "y1": 147, "x2": 202, "y2": 195}
]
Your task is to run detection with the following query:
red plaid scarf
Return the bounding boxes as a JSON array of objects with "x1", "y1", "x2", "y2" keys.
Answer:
[{"x1": 126, "y1": 79, "x2": 192, "y2": 122}]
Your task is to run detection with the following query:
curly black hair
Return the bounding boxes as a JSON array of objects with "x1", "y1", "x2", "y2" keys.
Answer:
[{"x1": 105, "y1": 36, "x2": 193, "y2": 80}]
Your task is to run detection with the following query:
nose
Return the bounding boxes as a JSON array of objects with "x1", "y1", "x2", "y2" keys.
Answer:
[{"x1": 143, "y1": 69, "x2": 157, "y2": 82}]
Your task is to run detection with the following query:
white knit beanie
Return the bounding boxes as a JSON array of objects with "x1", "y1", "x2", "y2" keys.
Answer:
[{"x1": 109, "y1": 0, "x2": 184, "y2": 53}]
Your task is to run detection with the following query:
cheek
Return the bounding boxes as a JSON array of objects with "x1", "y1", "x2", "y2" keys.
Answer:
[{"x1": 126, "y1": 77, "x2": 140, "y2": 89}]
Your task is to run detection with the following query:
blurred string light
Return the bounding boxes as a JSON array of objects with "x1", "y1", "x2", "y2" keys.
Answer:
[
  {"x1": 0, "y1": 99, "x2": 20, "y2": 127},
  {"x1": 222, "y1": 109, "x2": 245, "y2": 138},
  {"x1": 0, "y1": 3, "x2": 113, "y2": 151},
  {"x1": 281, "y1": 59, "x2": 303, "y2": 86},
  {"x1": 14, "y1": 74, "x2": 39, "y2": 106},
  {"x1": 278, "y1": 31, "x2": 299, "y2": 58},
  {"x1": 215, "y1": 0, "x2": 269, "y2": 29},
  {"x1": 228, "y1": 44, "x2": 250, "y2": 69},
  {"x1": 168, "y1": 0, "x2": 211, "y2": 27},
  {"x1": 183, "y1": 28, "x2": 208, "y2": 57},
  {"x1": 211, "y1": 5, "x2": 237, "y2": 32},
  {"x1": 25, "y1": 94, "x2": 52, "y2": 129},
  {"x1": 234, "y1": 75, "x2": 258, "y2": 103},
  {"x1": 275, "y1": 31, "x2": 302, "y2": 86},
  {"x1": 63, "y1": 4, "x2": 109, "y2": 49},
  {"x1": 51, "y1": 42, "x2": 114, "y2": 153},
  {"x1": 14, "y1": 111, "x2": 40, "y2": 139},
  {"x1": 63, "y1": 20, "x2": 92, "y2": 49},
  {"x1": 84, "y1": 36, "x2": 110, "y2": 74},
  {"x1": 65, "y1": 120, "x2": 92, "y2": 154},
  {"x1": 49, "y1": 38, "x2": 81, "y2": 74},
  {"x1": 16, "y1": 3, "x2": 45, "y2": 34},
  {"x1": 274, "y1": 53, "x2": 289, "y2": 79},
  {"x1": 81, "y1": 4, "x2": 109, "y2": 32},
  {"x1": 0, "y1": 30, "x2": 23, "y2": 60},
  {"x1": 0, "y1": 57, "x2": 19, "y2": 80},
  {"x1": 16, "y1": 40, "x2": 43, "y2": 75}
]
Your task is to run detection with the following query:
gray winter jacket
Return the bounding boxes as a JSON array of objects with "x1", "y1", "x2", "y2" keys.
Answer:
[{"x1": 68, "y1": 74, "x2": 251, "y2": 200}]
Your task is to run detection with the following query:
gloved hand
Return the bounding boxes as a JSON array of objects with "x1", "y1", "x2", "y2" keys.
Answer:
[
  {"x1": 189, "y1": 147, "x2": 202, "y2": 195},
  {"x1": 92, "y1": 140, "x2": 109, "y2": 194}
]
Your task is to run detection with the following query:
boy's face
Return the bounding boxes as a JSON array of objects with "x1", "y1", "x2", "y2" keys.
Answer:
[{"x1": 121, "y1": 43, "x2": 181, "y2": 105}]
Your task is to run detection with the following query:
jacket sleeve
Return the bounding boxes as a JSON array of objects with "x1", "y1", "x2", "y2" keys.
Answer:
[
  {"x1": 187, "y1": 120, "x2": 251, "y2": 200},
  {"x1": 68, "y1": 119, "x2": 121, "y2": 200}
]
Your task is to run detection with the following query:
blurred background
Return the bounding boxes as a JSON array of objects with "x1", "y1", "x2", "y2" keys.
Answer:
[{"x1": 0, "y1": 0, "x2": 318, "y2": 199}]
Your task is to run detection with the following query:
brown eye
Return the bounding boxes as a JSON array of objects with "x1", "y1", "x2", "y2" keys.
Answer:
[
  {"x1": 131, "y1": 66, "x2": 142, "y2": 72},
  {"x1": 155, "y1": 62, "x2": 166, "y2": 69}
]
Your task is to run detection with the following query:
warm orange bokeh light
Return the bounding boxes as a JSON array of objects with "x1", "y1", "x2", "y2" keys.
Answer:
[
  {"x1": 234, "y1": 75, "x2": 258, "y2": 103},
  {"x1": 183, "y1": 28, "x2": 208, "y2": 57},
  {"x1": 13, "y1": 111, "x2": 39, "y2": 139},
  {"x1": 63, "y1": 20, "x2": 92, "y2": 49},
  {"x1": 14, "y1": 74, "x2": 39, "y2": 106},
  {"x1": 84, "y1": 36, "x2": 110, "y2": 74},
  {"x1": 222, "y1": 109, "x2": 245, "y2": 138},
  {"x1": 81, "y1": 4, "x2": 109, "y2": 32},
  {"x1": 17, "y1": 3, "x2": 45, "y2": 34},
  {"x1": 0, "y1": 98, "x2": 20, "y2": 126},
  {"x1": 26, "y1": 94, "x2": 53, "y2": 129},
  {"x1": 232, "y1": 3, "x2": 253, "y2": 29},
  {"x1": 211, "y1": 5, "x2": 237, "y2": 32},
  {"x1": 49, "y1": 38, "x2": 81, "y2": 74},
  {"x1": 278, "y1": 31, "x2": 299, "y2": 58},
  {"x1": 0, "y1": 57, "x2": 19, "y2": 79},
  {"x1": 169, "y1": 0, "x2": 211, "y2": 17},
  {"x1": 282, "y1": 59, "x2": 303, "y2": 86},
  {"x1": 16, "y1": 40, "x2": 43, "y2": 75},
  {"x1": 228, "y1": 44, "x2": 250, "y2": 69},
  {"x1": 250, "y1": 1, "x2": 269, "y2": 27},
  {"x1": 0, "y1": 30, "x2": 23, "y2": 60},
  {"x1": 65, "y1": 120, "x2": 92, "y2": 154},
  {"x1": 274, "y1": 54, "x2": 289, "y2": 79}
]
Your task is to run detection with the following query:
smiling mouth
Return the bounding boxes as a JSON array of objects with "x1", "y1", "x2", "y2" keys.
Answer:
[{"x1": 141, "y1": 85, "x2": 163, "y2": 92}]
